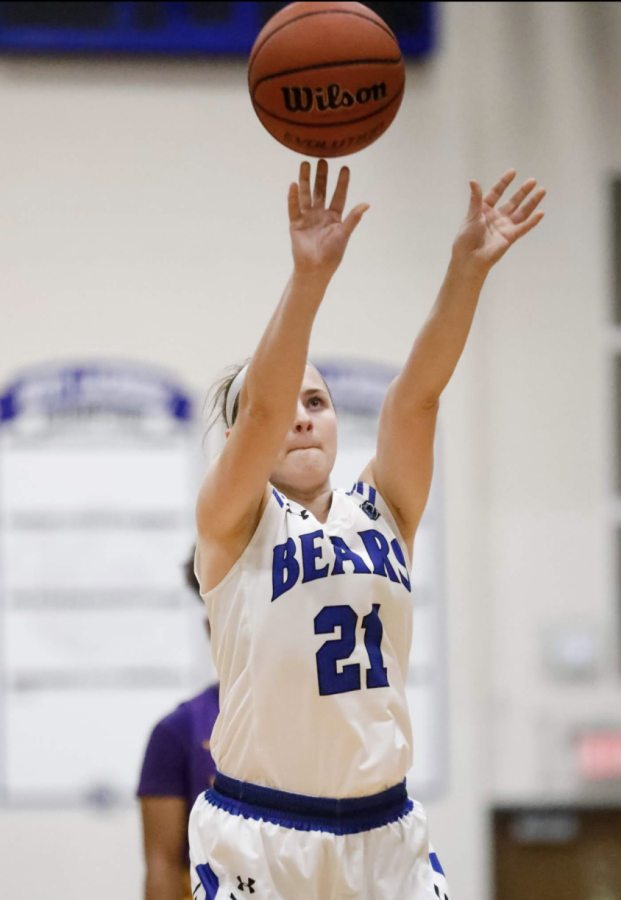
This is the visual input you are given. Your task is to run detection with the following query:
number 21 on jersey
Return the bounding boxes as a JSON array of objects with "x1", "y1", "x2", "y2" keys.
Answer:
[{"x1": 314, "y1": 603, "x2": 390, "y2": 696}]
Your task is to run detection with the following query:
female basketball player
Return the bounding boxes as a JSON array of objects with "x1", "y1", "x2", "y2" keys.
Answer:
[{"x1": 190, "y1": 160, "x2": 545, "y2": 900}]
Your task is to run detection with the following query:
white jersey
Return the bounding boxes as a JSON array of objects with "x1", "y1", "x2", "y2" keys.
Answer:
[{"x1": 196, "y1": 481, "x2": 414, "y2": 799}]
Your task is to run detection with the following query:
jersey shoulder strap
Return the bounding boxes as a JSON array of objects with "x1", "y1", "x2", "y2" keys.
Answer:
[{"x1": 340, "y1": 481, "x2": 412, "y2": 569}]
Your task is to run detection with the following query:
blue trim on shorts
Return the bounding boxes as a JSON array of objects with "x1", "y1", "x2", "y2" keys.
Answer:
[
  {"x1": 430, "y1": 852, "x2": 445, "y2": 876},
  {"x1": 196, "y1": 863, "x2": 219, "y2": 899},
  {"x1": 206, "y1": 772, "x2": 413, "y2": 835}
]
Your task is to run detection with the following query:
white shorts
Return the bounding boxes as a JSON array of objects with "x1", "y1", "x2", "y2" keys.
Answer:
[{"x1": 189, "y1": 773, "x2": 450, "y2": 900}]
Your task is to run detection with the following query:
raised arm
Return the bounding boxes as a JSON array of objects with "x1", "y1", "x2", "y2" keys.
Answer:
[
  {"x1": 197, "y1": 160, "x2": 368, "y2": 575},
  {"x1": 365, "y1": 170, "x2": 546, "y2": 548}
]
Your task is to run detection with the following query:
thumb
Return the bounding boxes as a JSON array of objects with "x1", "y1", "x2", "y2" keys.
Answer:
[
  {"x1": 467, "y1": 181, "x2": 483, "y2": 220},
  {"x1": 342, "y1": 203, "x2": 370, "y2": 237}
]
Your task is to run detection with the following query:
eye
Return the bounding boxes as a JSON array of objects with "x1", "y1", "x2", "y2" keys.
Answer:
[{"x1": 308, "y1": 395, "x2": 324, "y2": 409}]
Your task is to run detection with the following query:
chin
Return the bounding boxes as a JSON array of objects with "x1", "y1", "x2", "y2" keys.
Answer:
[
  {"x1": 279, "y1": 462, "x2": 330, "y2": 494},
  {"x1": 292, "y1": 462, "x2": 325, "y2": 482}
]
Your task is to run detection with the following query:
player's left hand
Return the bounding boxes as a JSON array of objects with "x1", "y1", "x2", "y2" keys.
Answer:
[{"x1": 452, "y1": 169, "x2": 545, "y2": 270}]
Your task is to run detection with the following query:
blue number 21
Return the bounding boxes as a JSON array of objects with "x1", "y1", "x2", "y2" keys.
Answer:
[{"x1": 314, "y1": 604, "x2": 389, "y2": 696}]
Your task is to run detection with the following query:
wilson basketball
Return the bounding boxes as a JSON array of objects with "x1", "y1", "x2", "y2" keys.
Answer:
[{"x1": 248, "y1": 1, "x2": 405, "y2": 158}]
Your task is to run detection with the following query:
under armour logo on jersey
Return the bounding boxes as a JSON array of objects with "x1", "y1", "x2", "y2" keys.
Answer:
[{"x1": 236, "y1": 876, "x2": 256, "y2": 893}]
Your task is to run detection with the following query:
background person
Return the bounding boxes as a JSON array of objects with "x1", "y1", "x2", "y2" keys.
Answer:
[{"x1": 137, "y1": 549, "x2": 219, "y2": 900}]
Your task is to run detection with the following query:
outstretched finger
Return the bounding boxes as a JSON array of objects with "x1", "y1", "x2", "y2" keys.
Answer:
[
  {"x1": 313, "y1": 159, "x2": 328, "y2": 207},
  {"x1": 342, "y1": 202, "x2": 370, "y2": 237},
  {"x1": 483, "y1": 169, "x2": 516, "y2": 208},
  {"x1": 329, "y1": 166, "x2": 350, "y2": 216},
  {"x1": 499, "y1": 178, "x2": 537, "y2": 217},
  {"x1": 512, "y1": 209, "x2": 545, "y2": 241},
  {"x1": 511, "y1": 187, "x2": 546, "y2": 224},
  {"x1": 467, "y1": 180, "x2": 483, "y2": 220},
  {"x1": 298, "y1": 161, "x2": 312, "y2": 210},
  {"x1": 288, "y1": 182, "x2": 301, "y2": 222}
]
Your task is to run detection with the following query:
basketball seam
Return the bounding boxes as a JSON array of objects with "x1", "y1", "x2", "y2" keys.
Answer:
[
  {"x1": 252, "y1": 57, "x2": 403, "y2": 97},
  {"x1": 252, "y1": 81, "x2": 405, "y2": 129},
  {"x1": 248, "y1": 9, "x2": 399, "y2": 85}
]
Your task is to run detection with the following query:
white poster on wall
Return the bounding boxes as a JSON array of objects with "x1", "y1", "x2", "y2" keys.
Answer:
[
  {"x1": 0, "y1": 359, "x2": 448, "y2": 805},
  {"x1": 0, "y1": 362, "x2": 206, "y2": 807},
  {"x1": 316, "y1": 359, "x2": 448, "y2": 800}
]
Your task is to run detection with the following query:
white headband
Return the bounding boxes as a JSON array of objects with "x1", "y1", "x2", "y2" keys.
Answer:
[
  {"x1": 225, "y1": 364, "x2": 249, "y2": 426},
  {"x1": 225, "y1": 360, "x2": 323, "y2": 427}
]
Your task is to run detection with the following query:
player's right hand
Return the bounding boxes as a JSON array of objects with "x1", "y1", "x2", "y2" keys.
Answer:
[{"x1": 288, "y1": 159, "x2": 370, "y2": 279}]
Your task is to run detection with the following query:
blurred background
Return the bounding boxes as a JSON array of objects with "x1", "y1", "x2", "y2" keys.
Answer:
[{"x1": 0, "y1": 2, "x2": 620, "y2": 898}]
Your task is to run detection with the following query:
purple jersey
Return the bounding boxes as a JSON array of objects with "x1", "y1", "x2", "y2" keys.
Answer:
[{"x1": 137, "y1": 684, "x2": 219, "y2": 812}]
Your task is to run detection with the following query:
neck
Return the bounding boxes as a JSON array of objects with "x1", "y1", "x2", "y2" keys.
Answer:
[{"x1": 273, "y1": 480, "x2": 333, "y2": 524}]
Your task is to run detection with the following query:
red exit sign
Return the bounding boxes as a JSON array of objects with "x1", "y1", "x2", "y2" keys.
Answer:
[{"x1": 577, "y1": 731, "x2": 621, "y2": 781}]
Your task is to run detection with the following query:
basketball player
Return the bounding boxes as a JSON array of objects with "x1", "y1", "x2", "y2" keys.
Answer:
[
  {"x1": 138, "y1": 548, "x2": 219, "y2": 900},
  {"x1": 190, "y1": 159, "x2": 545, "y2": 899}
]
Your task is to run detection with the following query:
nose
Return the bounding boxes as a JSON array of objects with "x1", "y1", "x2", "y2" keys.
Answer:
[{"x1": 294, "y1": 400, "x2": 312, "y2": 433}]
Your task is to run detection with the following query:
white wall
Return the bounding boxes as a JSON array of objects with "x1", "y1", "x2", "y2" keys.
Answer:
[
  {"x1": 478, "y1": 2, "x2": 621, "y2": 803},
  {"x1": 1, "y1": 3, "x2": 620, "y2": 898}
]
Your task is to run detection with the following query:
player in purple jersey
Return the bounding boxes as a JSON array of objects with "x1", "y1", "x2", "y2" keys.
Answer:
[{"x1": 138, "y1": 549, "x2": 219, "y2": 900}]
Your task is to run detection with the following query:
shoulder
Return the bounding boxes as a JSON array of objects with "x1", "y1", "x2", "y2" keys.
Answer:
[
  {"x1": 141, "y1": 685, "x2": 218, "y2": 763},
  {"x1": 339, "y1": 481, "x2": 412, "y2": 567},
  {"x1": 195, "y1": 486, "x2": 289, "y2": 597},
  {"x1": 138, "y1": 702, "x2": 192, "y2": 797},
  {"x1": 203, "y1": 683, "x2": 220, "y2": 708},
  {"x1": 171, "y1": 683, "x2": 219, "y2": 721},
  {"x1": 147, "y1": 701, "x2": 192, "y2": 749},
  {"x1": 188, "y1": 684, "x2": 220, "y2": 723},
  {"x1": 339, "y1": 481, "x2": 388, "y2": 526}
]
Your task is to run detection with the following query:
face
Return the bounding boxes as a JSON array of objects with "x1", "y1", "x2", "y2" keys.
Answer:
[{"x1": 269, "y1": 365, "x2": 337, "y2": 497}]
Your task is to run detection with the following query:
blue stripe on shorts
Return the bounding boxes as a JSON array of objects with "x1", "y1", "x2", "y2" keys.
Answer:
[
  {"x1": 207, "y1": 772, "x2": 413, "y2": 836},
  {"x1": 196, "y1": 863, "x2": 219, "y2": 900},
  {"x1": 430, "y1": 852, "x2": 445, "y2": 876}
]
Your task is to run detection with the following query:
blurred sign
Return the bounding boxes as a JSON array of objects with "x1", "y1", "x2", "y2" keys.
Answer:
[
  {"x1": 509, "y1": 811, "x2": 580, "y2": 845},
  {"x1": 0, "y1": 1, "x2": 435, "y2": 58},
  {"x1": 0, "y1": 362, "x2": 192, "y2": 433},
  {"x1": 0, "y1": 361, "x2": 201, "y2": 806},
  {"x1": 316, "y1": 358, "x2": 448, "y2": 800},
  {"x1": 577, "y1": 730, "x2": 621, "y2": 782}
]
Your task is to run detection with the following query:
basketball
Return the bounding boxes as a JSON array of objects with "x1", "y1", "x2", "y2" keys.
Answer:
[{"x1": 248, "y1": 1, "x2": 405, "y2": 158}]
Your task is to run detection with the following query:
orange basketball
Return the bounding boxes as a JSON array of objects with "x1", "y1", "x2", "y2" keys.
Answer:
[{"x1": 248, "y1": 1, "x2": 405, "y2": 158}]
